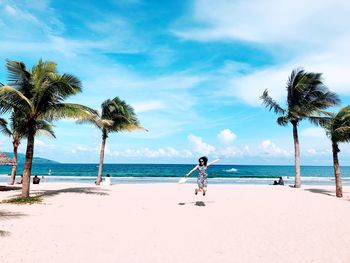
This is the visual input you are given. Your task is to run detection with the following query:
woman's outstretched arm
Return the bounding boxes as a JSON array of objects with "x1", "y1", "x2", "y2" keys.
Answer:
[
  {"x1": 186, "y1": 165, "x2": 198, "y2": 177},
  {"x1": 207, "y1": 158, "x2": 220, "y2": 166}
]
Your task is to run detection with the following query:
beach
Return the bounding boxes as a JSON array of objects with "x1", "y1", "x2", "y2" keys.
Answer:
[{"x1": 1, "y1": 183, "x2": 350, "y2": 263}]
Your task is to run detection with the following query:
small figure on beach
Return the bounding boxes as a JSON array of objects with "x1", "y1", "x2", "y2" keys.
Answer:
[
  {"x1": 102, "y1": 174, "x2": 111, "y2": 186},
  {"x1": 16, "y1": 175, "x2": 23, "y2": 184},
  {"x1": 185, "y1": 156, "x2": 220, "y2": 196},
  {"x1": 273, "y1": 177, "x2": 284, "y2": 185},
  {"x1": 33, "y1": 175, "x2": 40, "y2": 184}
]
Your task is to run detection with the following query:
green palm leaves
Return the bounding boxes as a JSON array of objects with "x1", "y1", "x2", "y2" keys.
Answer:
[
  {"x1": 78, "y1": 97, "x2": 144, "y2": 185},
  {"x1": 262, "y1": 68, "x2": 340, "y2": 124},
  {"x1": 0, "y1": 59, "x2": 96, "y2": 197}
]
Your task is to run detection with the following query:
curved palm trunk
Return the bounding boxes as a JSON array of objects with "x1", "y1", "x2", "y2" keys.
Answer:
[
  {"x1": 292, "y1": 122, "x2": 301, "y2": 188},
  {"x1": 22, "y1": 132, "x2": 35, "y2": 198},
  {"x1": 8, "y1": 135, "x2": 20, "y2": 185},
  {"x1": 96, "y1": 129, "x2": 107, "y2": 185},
  {"x1": 332, "y1": 141, "x2": 342, "y2": 198}
]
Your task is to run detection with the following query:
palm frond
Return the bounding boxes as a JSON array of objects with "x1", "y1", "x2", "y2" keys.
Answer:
[
  {"x1": 0, "y1": 86, "x2": 33, "y2": 114},
  {"x1": 308, "y1": 116, "x2": 332, "y2": 128},
  {"x1": 0, "y1": 118, "x2": 11, "y2": 137},
  {"x1": 98, "y1": 97, "x2": 145, "y2": 133},
  {"x1": 43, "y1": 103, "x2": 98, "y2": 122},
  {"x1": 276, "y1": 116, "x2": 289, "y2": 126},
  {"x1": 286, "y1": 68, "x2": 340, "y2": 122},
  {"x1": 35, "y1": 120, "x2": 56, "y2": 138},
  {"x1": 6, "y1": 60, "x2": 31, "y2": 90},
  {"x1": 76, "y1": 116, "x2": 113, "y2": 130},
  {"x1": 260, "y1": 89, "x2": 285, "y2": 115},
  {"x1": 49, "y1": 73, "x2": 82, "y2": 99},
  {"x1": 333, "y1": 126, "x2": 350, "y2": 143},
  {"x1": 109, "y1": 123, "x2": 148, "y2": 133}
]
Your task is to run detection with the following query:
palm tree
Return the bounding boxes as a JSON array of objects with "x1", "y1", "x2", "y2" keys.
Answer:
[
  {"x1": 261, "y1": 68, "x2": 340, "y2": 188},
  {"x1": 78, "y1": 97, "x2": 145, "y2": 185},
  {"x1": 0, "y1": 59, "x2": 96, "y2": 197},
  {"x1": 309, "y1": 106, "x2": 350, "y2": 197}
]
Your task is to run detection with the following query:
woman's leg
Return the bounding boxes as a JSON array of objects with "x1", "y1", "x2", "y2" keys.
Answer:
[{"x1": 202, "y1": 178, "x2": 208, "y2": 196}]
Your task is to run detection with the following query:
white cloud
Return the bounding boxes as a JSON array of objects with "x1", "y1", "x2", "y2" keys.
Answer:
[
  {"x1": 224, "y1": 41, "x2": 350, "y2": 105},
  {"x1": 172, "y1": 0, "x2": 350, "y2": 105},
  {"x1": 35, "y1": 139, "x2": 46, "y2": 147},
  {"x1": 217, "y1": 129, "x2": 236, "y2": 145},
  {"x1": 258, "y1": 140, "x2": 292, "y2": 157},
  {"x1": 109, "y1": 147, "x2": 193, "y2": 158},
  {"x1": 188, "y1": 134, "x2": 216, "y2": 155},
  {"x1": 301, "y1": 128, "x2": 327, "y2": 139},
  {"x1": 174, "y1": 0, "x2": 350, "y2": 46},
  {"x1": 217, "y1": 146, "x2": 242, "y2": 158},
  {"x1": 72, "y1": 145, "x2": 99, "y2": 154},
  {"x1": 133, "y1": 100, "x2": 167, "y2": 113}
]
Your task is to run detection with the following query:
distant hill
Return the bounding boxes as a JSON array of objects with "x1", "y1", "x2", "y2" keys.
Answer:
[{"x1": 4, "y1": 152, "x2": 60, "y2": 164}]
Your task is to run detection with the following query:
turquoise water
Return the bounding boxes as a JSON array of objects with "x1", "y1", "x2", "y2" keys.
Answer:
[{"x1": 0, "y1": 163, "x2": 349, "y2": 185}]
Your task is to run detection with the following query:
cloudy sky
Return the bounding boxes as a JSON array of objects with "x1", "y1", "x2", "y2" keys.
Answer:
[{"x1": 0, "y1": 0, "x2": 350, "y2": 165}]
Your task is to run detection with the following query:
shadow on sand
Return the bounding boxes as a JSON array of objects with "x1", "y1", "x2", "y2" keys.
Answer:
[
  {"x1": 178, "y1": 201, "x2": 214, "y2": 207},
  {"x1": 0, "y1": 185, "x2": 22, "y2": 192},
  {"x1": 32, "y1": 187, "x2": 110, "y2": 199},
  {"x1": 304, "y1": 188, "x2": 334, "y2": 197},
  {"x1": 304, "y1": 188, "x2": 350, "y2": 201},
  {"x1": 0, "y1": 210, "x2": 27, "y2": 237},
  {"x1": 2, "y1": 187, "x2": 109, "y2": 202}
]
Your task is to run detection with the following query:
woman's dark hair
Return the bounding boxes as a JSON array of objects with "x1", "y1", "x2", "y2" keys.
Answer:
[{"x1": 198, "y1": 156, "x2": 208, "y2": 166}]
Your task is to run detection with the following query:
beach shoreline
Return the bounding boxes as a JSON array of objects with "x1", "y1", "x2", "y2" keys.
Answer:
[{"x1": 1, "y1": 183, "x2": 350, "y2": 263}]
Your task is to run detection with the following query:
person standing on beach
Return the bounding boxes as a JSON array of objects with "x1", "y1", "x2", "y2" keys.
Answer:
[{"x1": 185, "y1": 156, "x2": 220, "y2": 196}]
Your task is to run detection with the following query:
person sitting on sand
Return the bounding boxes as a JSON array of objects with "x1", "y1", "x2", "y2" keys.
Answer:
[
  {"x1": 185, "y1": 156, "x2": 220, "y2": 196},
  {"x1": 273, "y1": 177, "x2": 284, "y2": 185},
  {"x1": 102, "y1": 174, "x2": 111, "y2": 186},
  {"x1": 33, "y1": 175, "x2": 40, "y2": 184}
]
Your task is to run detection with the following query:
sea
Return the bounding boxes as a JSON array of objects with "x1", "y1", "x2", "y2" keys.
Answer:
[{"x1": 0, "y1": 163, "x2": 349, "y2": 186}]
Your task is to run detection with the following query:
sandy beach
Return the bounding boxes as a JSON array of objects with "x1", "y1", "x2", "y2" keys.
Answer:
[{"x1": 1, "y1": 182, "x2": 350, "y2": 263}]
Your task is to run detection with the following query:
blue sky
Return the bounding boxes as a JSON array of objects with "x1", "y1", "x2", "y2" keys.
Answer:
[{"x1": 0, "y1": 0, "x2": 350, "y2": 165}]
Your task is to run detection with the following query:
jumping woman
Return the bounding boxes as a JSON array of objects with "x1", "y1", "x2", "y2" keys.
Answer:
[{"x1": 185, "y1": 156, "x2": 220, "y2": 196}]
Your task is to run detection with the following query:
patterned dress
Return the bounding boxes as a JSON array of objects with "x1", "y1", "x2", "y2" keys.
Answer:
[{"x1": 197, "y1": 165, "x2": 208, "y2": 188}]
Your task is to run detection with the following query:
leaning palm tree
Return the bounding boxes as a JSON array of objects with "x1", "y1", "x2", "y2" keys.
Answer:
[
  {"x1": 261, "y1": 68, "x2": 340, "y2": 188},
  {"x1": 0, "y1": 115, "x2": 20, "y2": 185},
  {"x1": 309, "y1": 106, "x2": 350, "y2": 197},
  {"x1": 0, "y1": 112, "x2": 55, "y2": 185},
  {"x1": 0, "y1": 59, "x2": 96, "y2": 197},
  {"x1": 78, "y1": 97, "x2": 145, "y2": 185}
]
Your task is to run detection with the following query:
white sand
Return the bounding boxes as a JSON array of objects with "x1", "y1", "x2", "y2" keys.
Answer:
[{"x1": 1, "y1": 183, "x2": 350, "y2": 263}]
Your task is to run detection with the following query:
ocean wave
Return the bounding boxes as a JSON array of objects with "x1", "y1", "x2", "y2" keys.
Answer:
[{"x1": 224, "y1": 168, "x2": 238, "y2": 173}]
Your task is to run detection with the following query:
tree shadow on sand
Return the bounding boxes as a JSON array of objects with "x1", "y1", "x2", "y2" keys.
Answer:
[
  {"x1": 304, "y1": 188, "x2": 350, "y2": 201},
  {"x1": 0, "y1": 210, "x2": 27, "y2": 237},
  {"x1": 304, "y1": 188, "x2": 334, "y2": 197},
  {"x1": 3, "y1": 187, "x2": 109, "y2": 202},
  {"x1": 178, "y1": 201, "x2": 214, "y2": 207},
  {"x1": 0, "y1": 185, "x2": 22, "y2": 192},
  {"x1": 32, "y1": 187, "x2": 110, "y2": 199}
]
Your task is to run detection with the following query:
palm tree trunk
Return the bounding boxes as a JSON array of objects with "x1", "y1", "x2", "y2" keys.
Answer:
[
  {"x1": 332, "y1": 141, "x2": 342, "y2": 198},
  {"x1": 96, "y1": 129, "x2": 107, "y2": 185},
  {"x1": 8, "y1": 135, "x2": 20, "y2": 185},
  {"x1": 21, "y1": 133, "x2": 35, "y2": 198},
  {"x1": 292, "y1": 122, "x2": 301, "y2": 188}
]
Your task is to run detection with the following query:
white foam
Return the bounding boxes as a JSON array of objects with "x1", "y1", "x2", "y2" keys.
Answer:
[{"x1": 224, "y1": 168, "x2": 238, "y2": 173}]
